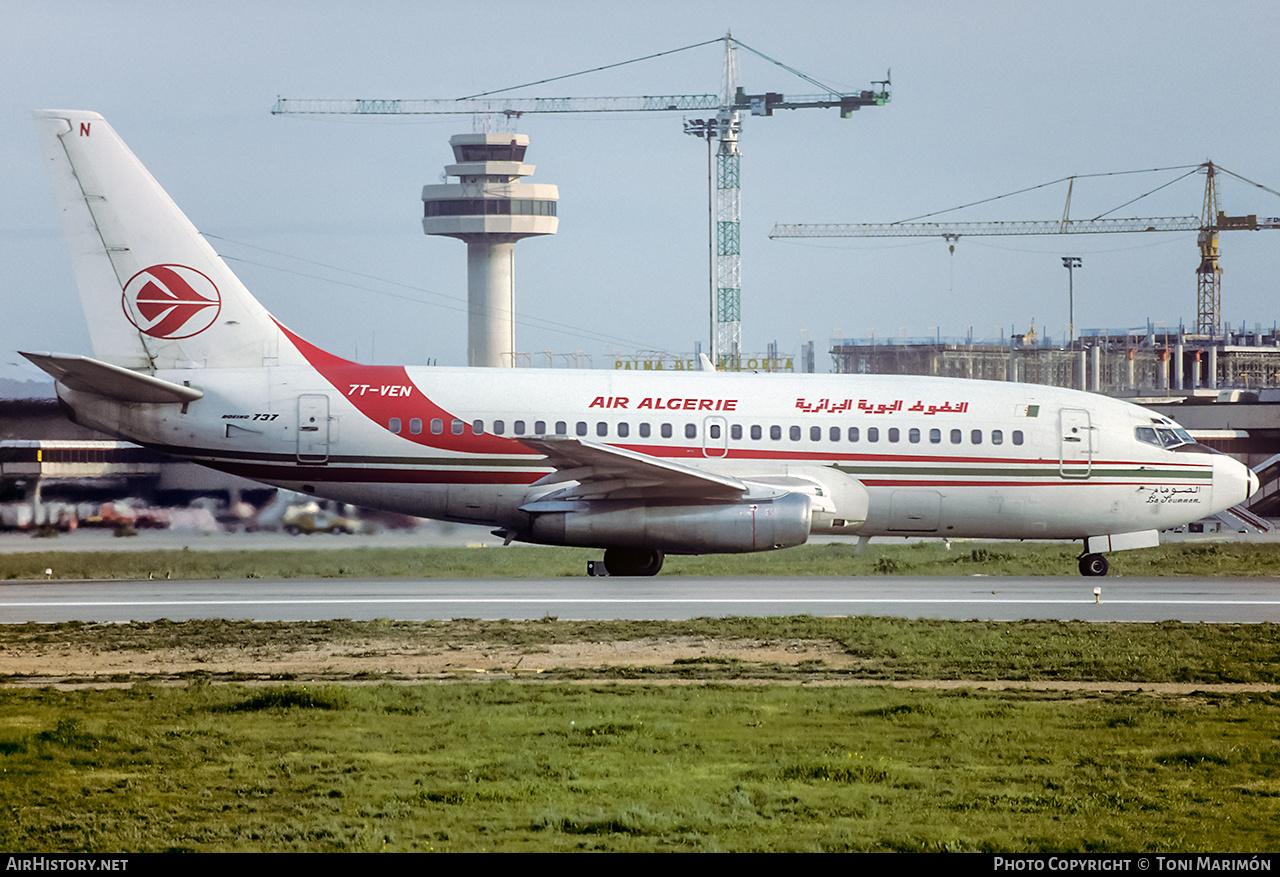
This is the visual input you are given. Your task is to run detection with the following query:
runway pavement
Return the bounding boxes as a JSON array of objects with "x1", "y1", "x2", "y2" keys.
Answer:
[{"x1": 2, "y1": 575, "x2": 1277, "y2": 623}]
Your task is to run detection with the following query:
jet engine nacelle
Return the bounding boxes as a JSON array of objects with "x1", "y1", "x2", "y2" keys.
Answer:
[
  {"x1": 524, "y1": 492, "x2": 812, "y2": 554},
  {"x1": 745, "y1": 466, "x2": 871, "y2": 534}
]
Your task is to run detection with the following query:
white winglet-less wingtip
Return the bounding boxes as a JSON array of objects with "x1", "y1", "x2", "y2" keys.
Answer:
[{"x1": 25, "y1": 110, "x2": 1259, "y2": 576}]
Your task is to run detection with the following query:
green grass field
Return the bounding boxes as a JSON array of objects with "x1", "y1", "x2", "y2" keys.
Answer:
[
  {"x1": 3, "y1": 538, "x2": 1279, "y2": 580},
  {"x1": 3, "y1": 541, "x2": 1278, "y2": 852},
  {"x1": 2, "y1": 681, "x2": 1277, "y2": 852},
  {"x1": 4, "y1": 616, "x2": 1278, "y2": 685},
  {"x1": 1, "y1": 616, "x2": 1278, "y2": 852}
]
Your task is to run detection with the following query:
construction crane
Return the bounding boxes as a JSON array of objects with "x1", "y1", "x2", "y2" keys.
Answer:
[
  {"x1": 769, "y1": 161, "x2": 1278, "y2": 336},
  {"x1": 272, "y1": 34, "x2": 890, "y2": 367}
]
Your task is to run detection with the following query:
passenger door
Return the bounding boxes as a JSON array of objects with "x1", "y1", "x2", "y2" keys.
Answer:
[
  {"x1": 297, "y1": 394, "x2": 330, "y2": 464},
  {"x1": 1058, "y1": 408, "x2": 1093, "y2": 478}
]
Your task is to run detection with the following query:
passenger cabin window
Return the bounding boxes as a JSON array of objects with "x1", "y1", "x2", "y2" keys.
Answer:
[
  {"x1": 534, "y1": 420, "x2": 546, "y2": 434},
  {"x1": 409, "y1": 418, "x2": 422, "y2": 435},
  {"x1": 847, "y1": 427, "x2": 859, "y2": 442},
  {"x1": 685, "y1": 423, "x2": 697, "y2": 439},
  {"x1": 1012, "y1": 430, "x2": 1024, "y2": 445},
  {"x1": 555, "y1": 421, "x2": 567, "y2": 435},
  {"x1": 576, "y1": 422, "x2": 588, "y2": 436},
  {"x1": 640, "y1": 423, "x2": 651, "y2": 438},
  {"x1": 789, "y1": 426, "x2": 801, "y2": 441},
  {"x1": 473, "y1": 420, "x2": 484, "y2": 435},
  {"x1": 950, "y1": 429, "x2": 962, "y2": 444},
  {"x1": 493, "y1": 420, "x2": 505, "y2": 435},
  {"x1": 751, "y1": 425, "x2": 762, "y2": 440},
  {"x1": 867, "y1": 427, "x2": 879, "y2": 442},
  {"x1": 770, "y1": 426, "x2": 782, "y2": 441},
  {"x1": 514, "y1": 420, "x2": 526, "y2": 435},
  {"x1": 618, "y1": 422, "x2": 630, "y2": 438},
  {"x1": 991, "y1": 429, "x2": 1003, "y2": 445},
  {"x1": 909, "y1": 428, "x2": 920, "y2": 443},
  {"x1": 430, "y1": 418, "x2": 443, "y2": 435},
  {"x1": 930, "y1": 428, "x2": 941, "y2": 444},
  {"x1": 389, "y1": 417, "x2": 401, "y2": 434},
  {"x1": 888, "y1": 427, "x2": 899, "y2": 443},
  {"x1": 452, "y1": 419, "x2": 465, "y2": 435},
  {"x1": 661, "y1": 423, "x2": 673, "y2": 439},
  {"x1": 971, "y1": 429, "x2": 982, "y2": 445}
]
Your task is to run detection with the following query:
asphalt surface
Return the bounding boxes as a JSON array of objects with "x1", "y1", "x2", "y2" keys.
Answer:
[
  {"x1": 3, "y1": 575, "x2": 1277, "y2": 623},
  {"x1": 2, "y1": 526, "x2": 1277, "y2": 623}
]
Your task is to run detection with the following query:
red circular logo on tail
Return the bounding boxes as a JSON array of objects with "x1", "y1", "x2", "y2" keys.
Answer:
[{"x1": 121, "y1": 264, "x2": 222, "y2": 339}]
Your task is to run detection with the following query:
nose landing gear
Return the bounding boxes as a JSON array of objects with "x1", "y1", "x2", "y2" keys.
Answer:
[{"x1": 1078, "y1": 552, "x2": 1109, "y2": 577}]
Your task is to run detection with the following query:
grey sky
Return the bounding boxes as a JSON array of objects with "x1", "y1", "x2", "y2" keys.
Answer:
[{"x1": 3, "y1": 0, "x2": 1278, "y2": 373}]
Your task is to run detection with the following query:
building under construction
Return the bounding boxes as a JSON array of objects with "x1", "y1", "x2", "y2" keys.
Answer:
[{"x1": 832, "y1": 323, "x2": 1280, "y2": 398}]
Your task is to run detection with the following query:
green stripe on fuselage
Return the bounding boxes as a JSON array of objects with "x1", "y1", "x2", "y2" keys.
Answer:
[{"x1": 832, "y1": 463, "x2": 1212, "y2": 481}]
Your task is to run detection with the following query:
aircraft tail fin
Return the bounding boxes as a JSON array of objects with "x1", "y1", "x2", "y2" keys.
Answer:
[{"x1": 33, "y1": 110, "x2": 302, "y2": 371}]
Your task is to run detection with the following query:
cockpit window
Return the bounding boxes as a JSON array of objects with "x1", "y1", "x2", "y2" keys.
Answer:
[{"x1": 1136, "y1": 425, "x2": 1195, "y2": 449}]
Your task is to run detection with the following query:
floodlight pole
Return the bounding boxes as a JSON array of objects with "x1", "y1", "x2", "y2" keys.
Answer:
[{"x1": 1062, "y1": 256, "x2": 1082, "y2": 347}]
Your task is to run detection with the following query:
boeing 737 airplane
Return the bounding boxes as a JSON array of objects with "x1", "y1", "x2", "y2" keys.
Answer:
[{"x1": 23, "y1": 110, "x2": 1259, "y2": 576}]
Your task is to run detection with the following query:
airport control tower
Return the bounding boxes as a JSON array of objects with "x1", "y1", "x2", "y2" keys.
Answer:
[{"x1": 422, "y1": 134, "x2": 558, "y2": 367}]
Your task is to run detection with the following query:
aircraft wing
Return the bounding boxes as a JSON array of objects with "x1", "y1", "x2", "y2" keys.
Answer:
[{"x1": 518, "y1": 436, "x2": 747, "y2": 500}]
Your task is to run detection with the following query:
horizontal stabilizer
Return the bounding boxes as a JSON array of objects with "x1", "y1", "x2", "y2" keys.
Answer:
[{"x1": 20, "y1": 352, "x2": 203, "y2": 404}]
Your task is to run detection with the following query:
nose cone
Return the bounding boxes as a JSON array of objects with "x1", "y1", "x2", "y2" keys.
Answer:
[{"x1": 1212, "y1": 454, "x2": 1258, "y2": 511}]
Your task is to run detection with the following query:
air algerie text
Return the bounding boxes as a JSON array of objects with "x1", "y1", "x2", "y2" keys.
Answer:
[{"x1": 589, "y1": 396, "x2": 738, "y2": 412}]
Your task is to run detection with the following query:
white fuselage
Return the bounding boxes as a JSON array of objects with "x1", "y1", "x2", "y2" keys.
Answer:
[{"x1": 57, "y1": 360, "x2": 1255, "y2": 549}]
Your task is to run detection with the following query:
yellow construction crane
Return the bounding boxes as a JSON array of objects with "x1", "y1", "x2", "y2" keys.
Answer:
[{"x1": 769, "y1": 161, "x2": 1279, "y2": 336}]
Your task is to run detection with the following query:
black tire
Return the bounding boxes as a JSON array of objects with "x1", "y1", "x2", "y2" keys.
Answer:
[
  {"x1": 602, "y1": 547, "x2": 665, "y2": 577},
  {"x1": 1078, "y1": 553, "x2": 1109, "y2": 577}
]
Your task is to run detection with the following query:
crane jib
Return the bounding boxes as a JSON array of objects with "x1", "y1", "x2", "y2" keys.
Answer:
[{"x1": 769, "y1": 217, "x2": 1203, "y2": 238}]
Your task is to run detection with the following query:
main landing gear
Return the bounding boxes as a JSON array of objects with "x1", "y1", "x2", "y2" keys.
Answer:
[
  {"x1": 1078, "y1": 552, "x2": 1109, "y2": 577},
  {"x1": 589, "y1": 547, "x2": 665, "y2": 577}
]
